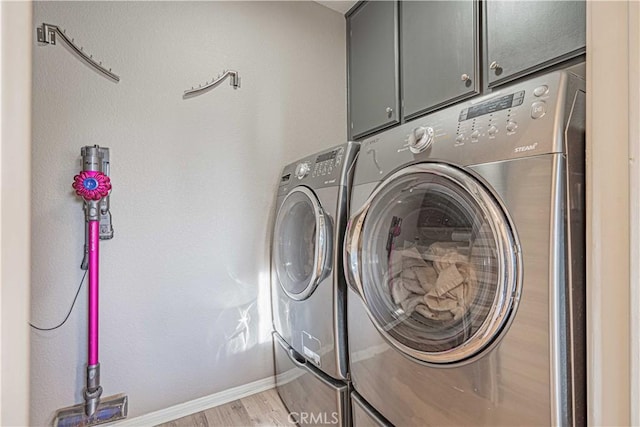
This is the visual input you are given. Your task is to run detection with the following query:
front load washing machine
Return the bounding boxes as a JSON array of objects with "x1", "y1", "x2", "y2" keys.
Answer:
[
  {"x1": 272, "y1": 141, "x2": 359, "y2": 426},
  {"x1": 344, "y1": 68, "x2": 585, "y2": 426}
]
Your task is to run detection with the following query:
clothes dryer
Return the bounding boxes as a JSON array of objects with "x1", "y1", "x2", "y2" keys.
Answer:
[
  {"x1": 272, "y1": 142, "x2": 359, "y2": 426},
  {"x1": 344, "y1": 68, "x2": 585, "y2": 426}
]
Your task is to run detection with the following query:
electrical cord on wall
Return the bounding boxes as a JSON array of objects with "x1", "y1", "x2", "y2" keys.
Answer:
[{"x1": 29, "y1": 271, "x2": 87, "y2": 331}]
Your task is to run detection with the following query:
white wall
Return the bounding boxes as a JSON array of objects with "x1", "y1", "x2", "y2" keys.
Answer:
[
  {"x1": 30, "y1": 2, "x2": 345, "y2": 425},
  {"x1": 1, "y1": 2, "x2": 32, "y2": 425}
]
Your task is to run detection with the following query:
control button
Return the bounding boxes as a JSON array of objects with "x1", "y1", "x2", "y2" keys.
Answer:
[
  {"x1": 456, "y1": 134, "x2": 464, "y2": 143},
  {"x1": 531, "y1": 101, "x2": 547, "y2": 119},
  {"x1": 328, "y1": 166, "x2": 333, "y2": 173},
  {"x1": 533, "y1": 85, "x2": 549, "y2": 97},
  {"x1": 295, "y1": 162, "x2": 310, "y2": 179},
  {"x1": 83, "y1": 177, "x2": 99, "y2": 190},
  {"x1": 512, "y1": 97, "x2": 524, "y2": 107},
  {"x1": 408, "y1": 126, "x2": 435, "y2": 154},
  {"x1": 506, "y1": 121, "x2": 518, "y2": 133},
  {"x1": 470, "y1": 130, "x2": 480, "y2": 139},
  {"x1": 488, "y1": 125, "x2": 498, "y2": 136}
]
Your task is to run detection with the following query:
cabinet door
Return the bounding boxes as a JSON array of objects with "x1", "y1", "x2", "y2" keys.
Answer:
[
  {"x1": 485, "y1": 0, "x2": 586, "y2": 86},
  {"x1": 348, "y1": 1, "x2": 399, "y2": 139},
  {"x1": 401, "y1": 1, "x2": 478, "y2": 121}
]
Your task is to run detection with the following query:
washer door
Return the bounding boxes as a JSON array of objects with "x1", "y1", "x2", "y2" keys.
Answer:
[
  {"x1": 274, "y1": 186, "x2": 332, "y2": 301},
  {"x1": 345, "y1": 163, "x2": 521, "y2": 364}
]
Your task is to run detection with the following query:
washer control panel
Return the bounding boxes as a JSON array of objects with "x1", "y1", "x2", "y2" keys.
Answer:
[
  {"x1": 455, "y1": 90, "x2": 526, "y2": 146},
  {"x1": 359, "y1": 69, "x2": 582, "y2": 181},
  {"x1": 458, "y1": 91, "x2": 525, "y2": 122},
  {"x1": 452, "y1": 83, "x2": 552, "y2": 147}
]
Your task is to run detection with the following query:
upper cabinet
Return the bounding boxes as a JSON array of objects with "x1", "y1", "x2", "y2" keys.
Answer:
[
  {"x1": 348, "y1": 1, "x2": 399, "y2": 139},
  {"x1": 401, "y1": 1, "x2": 478, "y2": 121},
  {"x1": 485, "y1": 1, "x2": 586, "y2": 86},
  {"x1": 347, "y1": 0, "x2": 586, "y2": 139}
]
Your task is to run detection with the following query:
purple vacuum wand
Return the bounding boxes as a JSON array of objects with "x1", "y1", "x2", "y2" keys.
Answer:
[{"x1": 72, "y1": 146, "x2": 112, "y2": 417}]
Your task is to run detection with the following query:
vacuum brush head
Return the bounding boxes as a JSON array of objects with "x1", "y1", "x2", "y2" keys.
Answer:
[{"x1": 53, "y1": 394, "x2": 128, "y2": 427}]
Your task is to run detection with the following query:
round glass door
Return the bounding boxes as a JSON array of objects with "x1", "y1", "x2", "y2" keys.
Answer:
[
  {"x1": 274, "y1": 186, "x2": 331, "y2": 301},
  {"x1": 352, "y1": 163, "x2": 520, "y2": 364}
]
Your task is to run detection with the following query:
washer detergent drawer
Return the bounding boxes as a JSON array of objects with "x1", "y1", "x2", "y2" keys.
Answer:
[
  {"x1": 351, "y1": 392, "x2": 390, "y2": 427},
  {"x1": 273, "y1": 333, "x2": 349, "y2": 426}
]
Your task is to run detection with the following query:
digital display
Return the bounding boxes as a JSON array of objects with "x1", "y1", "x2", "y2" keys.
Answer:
[
  {"x1": 316, "y1": 150, "x2": 337, "y2": 163},
  {"x1": 459, "y1": 91, "x2": 525, "y2": 121},
  {"x1": 281, "y1": 174, "x2": 290, "y2": 183}
]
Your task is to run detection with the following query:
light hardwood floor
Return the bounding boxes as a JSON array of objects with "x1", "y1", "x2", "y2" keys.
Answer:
[{"x1": 157, "y1": 388, "x2": 292, "y2": 427}]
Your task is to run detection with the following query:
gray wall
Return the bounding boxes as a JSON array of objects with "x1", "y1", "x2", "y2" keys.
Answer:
[{"x1": 30, "y1": 2, "x2": 345, "y2": 425}]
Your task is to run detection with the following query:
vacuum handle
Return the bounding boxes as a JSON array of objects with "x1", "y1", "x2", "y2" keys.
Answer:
[{"x1": 88, "y1": 219, "x2": 100, "y2": 366}]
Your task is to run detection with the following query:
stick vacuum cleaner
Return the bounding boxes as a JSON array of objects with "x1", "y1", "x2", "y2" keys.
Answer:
[{"x1": 53, "y1": 146, "x2": 128, "y2": 427}]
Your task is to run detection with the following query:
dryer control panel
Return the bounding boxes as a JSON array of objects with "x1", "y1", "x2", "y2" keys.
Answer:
[
  {"x1": 311, "y1": 147, "x2": 345, "y2": 179},
  {"x1": 277, "y1": 142, "x2": 358, "y2": 196}
]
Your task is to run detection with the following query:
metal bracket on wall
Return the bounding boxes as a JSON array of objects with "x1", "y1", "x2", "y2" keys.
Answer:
[
  {"x1": 183, "y1": 70, "x2": 240, "y2": 99},
  {"x1": 36, "y1": 23, "x2": 120, "y2": 83}
]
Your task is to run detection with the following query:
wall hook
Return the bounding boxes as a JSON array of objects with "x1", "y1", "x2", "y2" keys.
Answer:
[
  {"x1": 183, "y1": 69, "x2": 240, "y2": 99},
  {"x1": 36, "y1": 23, "x2": 120, "y2": 82}
]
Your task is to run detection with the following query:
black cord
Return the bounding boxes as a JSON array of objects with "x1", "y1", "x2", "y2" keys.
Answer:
[{"x1": 29, "y1": 270, "x2": 87, "y2": 331}]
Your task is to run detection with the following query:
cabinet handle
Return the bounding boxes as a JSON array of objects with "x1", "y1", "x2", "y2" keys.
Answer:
[
  {"x1": 490, "y1": 61, "x2": 501, "y2": 71},
  {"x1": 461, "y1": 73, "x2": 470, "y2": 82},
  {"x1": 385, "y1": 107, "x2": 393, "y2": 118}
]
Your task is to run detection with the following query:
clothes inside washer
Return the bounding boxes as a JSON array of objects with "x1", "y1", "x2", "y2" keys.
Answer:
[{"x1": 390, "y1": 242, "x2": 478, "y2": 321}]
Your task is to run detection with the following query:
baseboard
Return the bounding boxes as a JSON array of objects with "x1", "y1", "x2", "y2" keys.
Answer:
[{"x1": 114, "y1": 376, "x2": 275, "y2": 426}]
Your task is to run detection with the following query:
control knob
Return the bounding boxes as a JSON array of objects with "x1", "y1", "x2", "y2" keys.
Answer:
[
  {"x1": 407, "y1": 126, "x2": 435, "y2": 154},
  {"x1": 295, "y1": 162, "x2": 310, "y2": 179}
]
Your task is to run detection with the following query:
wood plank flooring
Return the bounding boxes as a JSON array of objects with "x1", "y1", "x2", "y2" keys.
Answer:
[{"x1": 157, "y1": 388, "x2": 292, "y2": 427}]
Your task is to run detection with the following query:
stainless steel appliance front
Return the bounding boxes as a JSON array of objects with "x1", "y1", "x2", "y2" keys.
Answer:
[
  {"x1": 273, "y1": 332, "x2": 349, "y2": 427},
  {"x1": 344, "y1": 68, "x2": 585, "y2": 426},
  {"x1": 351, "y1": 391, "x2": 390, "y2": 427},
  {"x1": 271, "y1": 141, "x2": 359, "y2": 381}
]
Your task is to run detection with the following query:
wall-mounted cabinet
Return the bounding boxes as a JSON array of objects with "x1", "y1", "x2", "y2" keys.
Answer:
[
  {"x1": 347, "y1": 0, "x2": 586, "y2": 140},
  {"x1": 348, "y1": 0, "x2": 399, "y2": 139},
  {"x1": 401, "y1": 1, "x2": 478, "y2": 121},
  {"x1": 484, "y1": 1, "x2": 586, "y2": 87}
]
